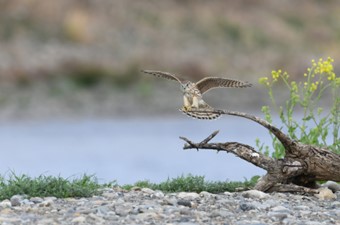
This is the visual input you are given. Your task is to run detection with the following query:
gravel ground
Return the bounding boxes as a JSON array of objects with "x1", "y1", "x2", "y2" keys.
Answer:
[{"x1": 0, "y1": 187, "x2": 339, "y2": 225}]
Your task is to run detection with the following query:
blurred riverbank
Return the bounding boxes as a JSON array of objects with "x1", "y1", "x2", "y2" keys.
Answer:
[{"x1": 1, "y1": 1, "x2": 340, "y2": 79}]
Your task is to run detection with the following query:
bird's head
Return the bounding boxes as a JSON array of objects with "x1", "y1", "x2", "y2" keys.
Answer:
[{"x1": 180, "y1": 81, "x2": 194, "y2": 93}]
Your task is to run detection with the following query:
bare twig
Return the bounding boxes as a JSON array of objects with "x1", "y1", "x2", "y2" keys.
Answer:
[
  {"x1": 201, "y1": 130, "x2": 219, "y2": 144},
  {"x1": 180, "y1": 132, "x2": 275, "y2": 171},
  {"x1": 179, "y1": 136, "x2": 198, "y2": 150}
]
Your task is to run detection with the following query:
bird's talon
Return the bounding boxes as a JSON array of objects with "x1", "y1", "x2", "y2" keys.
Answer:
[{"x1": 182, "y1": 106, "x2": 191, "y2": 111}]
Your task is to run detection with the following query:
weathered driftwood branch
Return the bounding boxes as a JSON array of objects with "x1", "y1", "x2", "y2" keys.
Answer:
[
  {"x1": 180, "y1": 133, "x2": 274, "y2": 171},
  {"x1": 181, "y1": 110, "x2": 340, "y2": 193}
]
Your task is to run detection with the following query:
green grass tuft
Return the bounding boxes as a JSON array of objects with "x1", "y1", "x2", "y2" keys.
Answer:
[
  {"x1": 122, "y1": 174, "x2": 260, "y2": 193},
  {"x1": 0, "y1": 173, "x2": 102, "y2": 201},
  {"x1": 0, "y1": 173, "x2": 260, "y2": 201}
]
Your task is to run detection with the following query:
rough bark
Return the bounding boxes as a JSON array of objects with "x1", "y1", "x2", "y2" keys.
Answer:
[{"x1": 180, "y1": 110, "x2": 340, "y2": 193}]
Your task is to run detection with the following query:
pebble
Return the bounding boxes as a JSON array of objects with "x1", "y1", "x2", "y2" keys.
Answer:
[
  {"x1": 315, "y1": 188, "x2": 337, "y2": 200},
  {"x1": 242, "y1": 190, "x2": 270, "y2": 199},
  {"x1": 177, "y1": 192, "x2": 200, "y2": 200},
  {"x1": 10, "y1": 195, "x2": 25, "y2": 206},
  {"x1": 0, "y1": 199, "x2": 11, "y2": 208},
  {"x1": 322, "y1": 181, "x2": 340, "y2": 193},
  {"x1": 0, "y1": 188, "x2": 338, "y2": 224}
]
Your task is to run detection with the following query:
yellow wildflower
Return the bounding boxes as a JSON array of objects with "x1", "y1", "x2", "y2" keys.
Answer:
[
  {"x1": 312, "y1": 59, "x2": 317, "y2": 67},
  {"x1": 291, "y1": 81, "x2": 298, "y2": 92},
  {"x1": 314, "y1": 57, "x2": 335, "y2": 76},
  {"x1": 335, "y1": 77, "x2": 340, "y2": 86},
  {"x1": 310, "y1": 82, "x2": 318, "y2": 92},
  {"x1": 271, "y1": 70, "x2": 281, "y2": 82},
  {"x1": 259, "y1": 77, "x2": 269, "y2": 85},
  {"x1": 327, "y1": 72, "x2": 336, "y2": 81},
  {"x1": 283, "y1": 71, "x2": 289, "y2": 79}
]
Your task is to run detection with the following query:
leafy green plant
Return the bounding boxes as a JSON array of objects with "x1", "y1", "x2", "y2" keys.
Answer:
[{"x1": 257, "y1": 57, "x2": 339, "y2": 158}]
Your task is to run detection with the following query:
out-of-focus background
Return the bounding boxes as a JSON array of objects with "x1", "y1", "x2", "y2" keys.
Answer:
[{"x1": 0, "y1": 0, "x2": 339, "y2": 184}]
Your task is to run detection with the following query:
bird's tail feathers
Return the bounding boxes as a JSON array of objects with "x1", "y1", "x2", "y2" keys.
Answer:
[{"x1": 179, "y1": 107, "x2": 222, "y2": 120}]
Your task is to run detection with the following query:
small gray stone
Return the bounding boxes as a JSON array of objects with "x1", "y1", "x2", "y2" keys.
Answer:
[
  {"x1": 294, "y1": 205, "x2": 310, "y2": 211},
  {"x1": 333, "y1": 208, "x2": 340, "y2": 217},
  {"x1": 272, "y1": 192, "x2": 288, "y2": 198},
  {"x1": 322, "y1": 181, "x2": 340, "y2": 193},
  {"x1": 71, "y1": 216, "x2": 87, "y2": 223},
  {"x1": 96, "y1": 206, "x2": 110, "y2": 216},
  {"x1": 242, "y1": 190, "x2": 270, "y2": 199},
  {"x1": 177, "y1": 192, "x2": 200, "y2": 200},
  {"x1": 21, "y1": 199, "x2": 33, "y2": 205},
  {"x1": 10, "y1": 195, "x2": 25, "y2": 207},
  {"x1": 153, "y1": 190, "x2": 165, "y2": 198},
  {"x1": 30, "y1": 197, "x2": 43, "y2": 204},
  {"x1": 43, "y1": 196, "x2": 57, "y2": 201},
  {"x1": 88, "y1": 213, "x2": 106, "y2": 223},
  {"x1": 162, "y1": 197, "x2": 177, "y2": 206},
  {"x1": 141, "y1": 188, "x2": 155, "y2": 195},
  {"x1": 336, "y1": 192, "x2": 340, "y2": 199},
  {"x1": 258, "y1": 199, "x2": 280, "y2": 210},
  {"x1": 217, "y1": 198, "x2": 236, "y2": 207},
  {"x1": 114, "y1": 198, "x2": 125, "y2": 204},
  {"x1": 210, "y1": 209, "x2": 233, "y2": 217},
  {"x1": 315, "y1": 188, "x2": 337, "y2": 200},
  {"x1": 39, "y1": 198, "x2": 55, "y2": 207},
  {"x1": 177, "y1": 199, "x2": 192, "y2": 207},
  {"x1": 239, "y1": 201, "x2": 256, "y2": 211},
  {"x1": 268, "y1": 206, "x2": 291, "y2": 221},
  {"x1": 115, "y1": 205, "x2": 130, "y2": 216},
  {"x1": 179, "y1": 207, "x2": 191, "y2": 215},
  {"x1": 330, "y1": 201, "x2": 340, "y2": 209},
  {"x1": 178, "y1": 217, "x2": 191, "y2": 223},
  {"x1": 199, "y1": 191, "x2": 215, "y2": 198},
  {"x1": 267, "y1": 211, "x2": 289, "y2": 220},
  {"x1": 135, "y1": 212, "x2": 159, "y2": 220},
  {"x1": 77, "y1": 208, "x2": 96, "y2": 214},
  {"x1": 0, "y1": 200, "x2": 11, "y2": 208},
  {"x1": 270, "y1": 205, "x2": 291, "y2": 214},
  {"x1": 102, "y1": 191, "x2": 120, "y2": 199},
  {"x1": 223, "y1": 191, "x2": 233, "y2": 196}
]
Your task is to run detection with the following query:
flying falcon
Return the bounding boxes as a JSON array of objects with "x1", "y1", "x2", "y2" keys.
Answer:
[{"x1": 142, "y1": 70, "x2": 252, "y2": 120}]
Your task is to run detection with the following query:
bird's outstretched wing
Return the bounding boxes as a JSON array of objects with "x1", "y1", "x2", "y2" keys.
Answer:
[
  {"x1": 196, "y1": 77, "x2": 252, "y2": 94},
  {"x1": 141, "y1": 70, "x2": 184, "y2": 84}
]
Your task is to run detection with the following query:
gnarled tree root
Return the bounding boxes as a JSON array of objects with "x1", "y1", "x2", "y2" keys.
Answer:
[{"x1": 180, "y1": 110, "x2": 340, "y2": 193}]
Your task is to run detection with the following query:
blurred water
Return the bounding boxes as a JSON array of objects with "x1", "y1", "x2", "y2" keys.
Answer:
[{"x1": 0, "y1": 117, "x2": 273, "y2": 184}]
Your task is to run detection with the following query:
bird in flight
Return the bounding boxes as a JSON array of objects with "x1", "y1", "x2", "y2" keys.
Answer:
[{"x1": 142, "y1": 70, "x2": 252, "y2": 120}]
